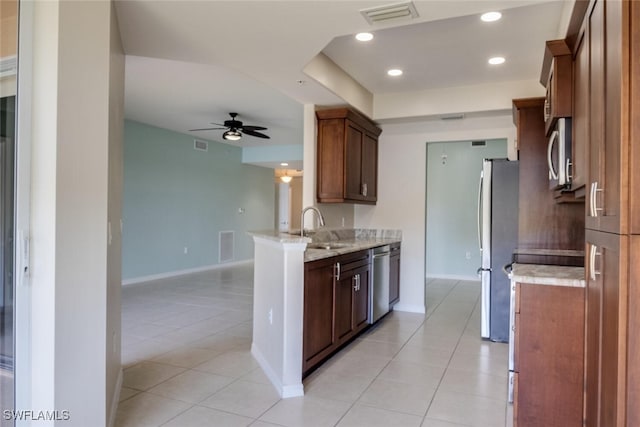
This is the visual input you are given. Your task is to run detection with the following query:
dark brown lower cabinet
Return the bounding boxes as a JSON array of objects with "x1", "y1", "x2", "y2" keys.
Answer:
[
  {"x1": 303, "y1": 250, "x2": 371, "y2": 375},
  {"x1": 513, "y1": 282, "x2": 585, "y2": 427},
  {"x1": 584, "y1": 230, "x2": 629, "y2": 427},
  {"x1": 303, "y1": 257, "x2": 336, "y2": 373}
]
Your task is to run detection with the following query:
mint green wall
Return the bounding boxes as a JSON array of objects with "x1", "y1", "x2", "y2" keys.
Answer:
[
  {"x1": 426, "y1": 139, "x2": 507, "y2": 278},
  {"x1": 123, "y1": 120, "x2": 275, "y2": 280}
]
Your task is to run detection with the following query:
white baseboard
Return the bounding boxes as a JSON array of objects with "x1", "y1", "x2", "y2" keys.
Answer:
[
  {"x1": 251, "y1": 343, "x2": 304, "y2": 399},
  {"x1": 426, "y1": 274, "x2": 479, "y2": 282},
  {"x1": 108, "y1": 368, "x2": 123, "y2": 427},
  {"x1": 392, "y1": 303, "x2": 426, "y2": 314},
  {"x1": 122, "y1": 259, "x2": 253, "y2": 286}
]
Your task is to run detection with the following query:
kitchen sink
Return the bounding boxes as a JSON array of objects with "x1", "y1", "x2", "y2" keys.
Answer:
[{"x1": 306, "y1": 242, "x2": 352, "y2": 250}]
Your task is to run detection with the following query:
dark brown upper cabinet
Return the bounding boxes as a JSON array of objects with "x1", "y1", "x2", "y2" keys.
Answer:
[
  {"x1": 316, "y1": 108, "x2": 381, "y2": 204},
  {"x1": 540, "y1": 40, "x2": 573, "y2": 137}
]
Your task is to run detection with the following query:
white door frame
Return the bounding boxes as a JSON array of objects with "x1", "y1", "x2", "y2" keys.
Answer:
[{"x1": 14, "y1": 0, "x2": 34, "y2": 419}]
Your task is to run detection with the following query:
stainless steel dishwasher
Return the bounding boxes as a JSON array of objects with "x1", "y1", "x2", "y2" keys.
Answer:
[{"x1": 370, "y1": 245, "x2": 390, "y2": 324}]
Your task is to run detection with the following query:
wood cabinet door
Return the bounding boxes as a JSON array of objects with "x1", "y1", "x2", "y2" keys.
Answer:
[
  {"x1": 351, "y1": 265, "x2": 370, "y2": 333},
  {"x1": 627, "y1": 235, "x2": 640, "y2": 426},
  {"x1": 303, "y1": 260, "x2": 336, "y2": 371},
  {"x1": 344, "y1": 121, "x2": 364, "y2": 201},
  {"x1": 585, "y1": 230, "x2": 628, "y2": 427},
  {"x1": 631, "y1": 1, "x2": 640, "y2": 234},
  {"x1": 586, "y1": 0, "x2": 628, "y2": 234},
  {"x1": 335, "y1": 269, "x2": 356, "y2": 343},
  {"x1": 599, "y1": 0, "x2": 624, "y2": 234},
  {"x1": 389, "y1": 250, "x2": 400, "y2": 305},
  {"x1": 516, "y1": 283, "x2": 585, "y2": 427},
  {"x1": 316, "y1": 118, "x2": 346, "y2": 202},
  {"x1": 361, "y1": 132, "x2": 378, "y2": 202},
  {"x1": 586, "y1": 0, "x2": 605, "y2": 232},
  {"x1": 572, "y1": 26, "x2": 589, "y2": 193}
]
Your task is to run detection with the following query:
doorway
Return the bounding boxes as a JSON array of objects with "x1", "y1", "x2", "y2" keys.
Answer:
[{"x1": 425, "y1": 139, "x2": 508, "y2": 280}]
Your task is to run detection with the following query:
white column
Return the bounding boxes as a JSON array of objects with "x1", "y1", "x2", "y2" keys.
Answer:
[{"x1": 28, "y1": 1, "x2": 123, "y2": 425}]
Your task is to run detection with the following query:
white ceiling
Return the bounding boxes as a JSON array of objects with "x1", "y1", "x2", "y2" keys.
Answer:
[{"x1": 115, "y1": 0, "x2": 569, "y2": 166}]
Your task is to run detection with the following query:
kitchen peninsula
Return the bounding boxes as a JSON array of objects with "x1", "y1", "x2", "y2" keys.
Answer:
[{"x1": 248, "y1": 228, "x2": 401, "y2": 398}]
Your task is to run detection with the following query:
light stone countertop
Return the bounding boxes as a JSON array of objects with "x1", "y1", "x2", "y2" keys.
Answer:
[
  {"x1": 303, "y1": 238, "x2": 401, "y2": 262},
  {"x1": 510, "y1": 263, "x2": 586, "y2": 288},
  {"x1": 249, "y1": 229, "x2": 402, "y2": 262},
  {"x1": 248, "y1": 230, "x2": 311, "y2": 244}
]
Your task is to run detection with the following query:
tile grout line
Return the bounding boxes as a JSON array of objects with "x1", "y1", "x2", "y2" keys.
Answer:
[
  {"x1": 330, "y1": 279, "x2": 470, "y2": 426},
  {"x1": 420, "y1": 280, "x2": 482, "y2": 425}
]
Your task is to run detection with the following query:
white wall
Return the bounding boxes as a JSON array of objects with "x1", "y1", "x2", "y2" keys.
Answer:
[
  {"x1": 374, "y1": 79, "x2": 543, "y2": 121},
  {"x1": 355, "y1": 114, "x2": 516, "y2": 313},
  {"x1": 29, "y1": 1, "x2": 122, "y2": 425}
]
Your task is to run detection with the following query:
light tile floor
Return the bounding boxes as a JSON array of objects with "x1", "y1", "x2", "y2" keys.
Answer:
[{"x1": 117, "y1": 264, "x2": 513, "y2": 427}]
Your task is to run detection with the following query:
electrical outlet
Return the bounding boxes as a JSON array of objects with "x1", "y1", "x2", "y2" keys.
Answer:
[
  {"x1": 465, "y1": 251, "x2": 471, "y2": 260},
  {"x1": 184, "y1": 247, "x2": 188, "y2": 254},
  {"x1": 268, "y1": 308, "x2": 273, "y2": 325}
]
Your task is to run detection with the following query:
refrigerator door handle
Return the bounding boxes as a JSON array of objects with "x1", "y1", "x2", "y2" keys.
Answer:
[{"x1": 477, "y1": 171, "x2": 483, "y2": 251}]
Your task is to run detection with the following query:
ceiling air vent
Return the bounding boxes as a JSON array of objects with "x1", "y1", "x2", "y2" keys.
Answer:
[
  {"x1": 472, "y1": 140, "x2": 487, "y2": 147},
  {"x1": 194, "y1": 139, "x2": 208, "y2": 152},
  {"x1": 360, "y1": 1, "x2": 419, "y2": 24}
]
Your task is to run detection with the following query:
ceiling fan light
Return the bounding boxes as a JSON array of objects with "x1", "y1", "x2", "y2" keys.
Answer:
[{"x1": 223, "y1": 129, "x2": 242, "y2": 141}]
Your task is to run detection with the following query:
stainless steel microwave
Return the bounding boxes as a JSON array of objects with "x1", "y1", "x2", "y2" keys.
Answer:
[{"x1": 547, "y1": 117, "x2": 572, "y2": 189}]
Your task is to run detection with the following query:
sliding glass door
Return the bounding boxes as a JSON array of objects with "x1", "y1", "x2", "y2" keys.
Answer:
[
  {"x1": 0, "y1": 96, "x2": 15, "y2": 426},
  {"x1": 1, "y1": 0, "x2": 18, "y2": 424}
]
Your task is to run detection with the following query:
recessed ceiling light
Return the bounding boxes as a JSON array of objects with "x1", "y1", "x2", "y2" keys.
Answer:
[
  {"x1": 355, "y1": 32, "x2": 374, "y2": 42},
  {"x1": 387, "y1": 69, "x2": 403, "y2": 77},
  {"x1": 488, "y1": 56, "x2": 505, "y2": 65},
  {"x1": 280, "y1": 162, "x2": 289, "y2": 166},
  {"x1": 481, "y1": 11, "x2": 502, "y2": 22}
]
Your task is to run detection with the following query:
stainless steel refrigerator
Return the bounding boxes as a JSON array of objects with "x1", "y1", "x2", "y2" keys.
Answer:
[{"x1": 477, "y1": 158, "x2": 519, "y2": 342}]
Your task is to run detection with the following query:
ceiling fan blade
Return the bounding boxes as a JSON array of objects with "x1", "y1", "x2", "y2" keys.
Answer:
[
  {"x1": 241, "y1": 125, "x2": 268, "y2": 131},
  {"x1": 189, "y1": 127, "x2": 227, "y2": 131},
  {"x1": 242, "y1": 129, "x2": 270, "y2": 139}
]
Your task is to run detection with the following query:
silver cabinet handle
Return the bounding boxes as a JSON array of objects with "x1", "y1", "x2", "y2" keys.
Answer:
[
  {"x1": 566, "y1": 158, "x2": 573, "y2": 183},
  {"x1": 361, "y1": 183, "x2": 368, "y2": 197},
  {"x1": 590, "y1": 181, "x2": 604, "y2": 217},
  {"x1": 589, "y1": 244, "x2": 601, "y2": 280},
  {"x1": 335, "y1": 262, "x2": 341, "y2": 280},
  {"x1": 353, "y1": 274, "x2": 361, "y2": 291},
  {"x1": 547, "y1": 130, "x2": 559, "y2": 180}
]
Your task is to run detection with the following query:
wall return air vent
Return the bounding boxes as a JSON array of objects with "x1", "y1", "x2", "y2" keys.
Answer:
[
  {"x1": 360, "y1": 1, "x2": 419, "y2": 24},
  {"x1": 219, "y1": 231, "x2": 234, "y2": 263},
  {"x1": 194, "y1": 139, "x2": 208, "y2": 152}
]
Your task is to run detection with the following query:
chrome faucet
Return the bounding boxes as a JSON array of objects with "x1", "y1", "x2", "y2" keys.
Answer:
[{"x1": 300, "y1": 206, "x2": 326, "y2": 237}]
